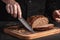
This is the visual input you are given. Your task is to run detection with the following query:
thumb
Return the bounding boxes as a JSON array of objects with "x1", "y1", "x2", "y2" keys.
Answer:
[
  {"x1": 55, "y1": 18, "x2": 60, "y2": 23},
  {"x1": 55, "y1": 18, "x2": 60, "y2": 21}
]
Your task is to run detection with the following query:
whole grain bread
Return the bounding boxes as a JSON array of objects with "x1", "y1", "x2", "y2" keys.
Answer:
[{"x1": 27, "y1": 15, "x2": 54, "y2": 30}]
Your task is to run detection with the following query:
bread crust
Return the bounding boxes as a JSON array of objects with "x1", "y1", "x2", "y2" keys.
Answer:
[
  {"x1": 27, "y1": 15, "x2": 49, "y2": 28},
  {"x1": 27, "y1": 15, "x2": 54, "y2": 30}
]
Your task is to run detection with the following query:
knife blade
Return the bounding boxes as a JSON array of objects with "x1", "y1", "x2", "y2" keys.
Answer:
[{"x1": 18, "y1": 18, "x2": 35, "y2": 33}]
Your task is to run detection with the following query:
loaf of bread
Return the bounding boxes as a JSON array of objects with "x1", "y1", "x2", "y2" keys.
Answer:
[
  {"x1": 27, "y1": 15, "x2": 49, "y2": 28},
  {"x1": 27, "y1": 15, "x2": 54, "y2": 30}
]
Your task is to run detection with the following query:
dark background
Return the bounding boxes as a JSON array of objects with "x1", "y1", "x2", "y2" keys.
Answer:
[{"x1": 0, "y1": 0, "x2": 60, "y2": 40}]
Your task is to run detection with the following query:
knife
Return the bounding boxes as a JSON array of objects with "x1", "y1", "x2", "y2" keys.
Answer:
[{"x1": 18, "y1": 18, "x2": 35, "y2": 33}]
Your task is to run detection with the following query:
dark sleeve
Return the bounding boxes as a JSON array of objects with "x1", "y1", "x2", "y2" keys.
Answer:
[{"x1": 45, "y1": 0, "x2": 60, "y2": 23}]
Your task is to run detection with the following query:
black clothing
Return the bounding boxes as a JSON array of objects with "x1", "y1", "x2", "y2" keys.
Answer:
[
  {"x1": 0, "y1": 0, "x2": 60, "y2": 40},
  {"x1": 17, "y1": 0, "x2": 46, "y2": 17},
  {"x1": 45, "y1": 0, "x2": 60, "y2": 23}
]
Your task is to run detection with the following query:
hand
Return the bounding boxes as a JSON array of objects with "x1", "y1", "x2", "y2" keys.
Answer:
[
  {"x1": 6, "y1": 1, "x2": 22, "y2": 18},
  {"x1": 53, "y1": 10, "x2": 60, "y2": 23}
]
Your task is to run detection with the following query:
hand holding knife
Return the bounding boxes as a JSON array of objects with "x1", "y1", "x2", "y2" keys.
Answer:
[
  {"x1": 4, "y1": 0, "x2": 35, "y2": 33},
  {"x1": 18, "y1": 9, "x2": 35, "y2": 33}
]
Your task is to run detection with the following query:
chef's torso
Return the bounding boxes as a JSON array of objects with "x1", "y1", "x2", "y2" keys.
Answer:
[{"x1": 17, "y1": 0, "x2": 46, "y2": 17}]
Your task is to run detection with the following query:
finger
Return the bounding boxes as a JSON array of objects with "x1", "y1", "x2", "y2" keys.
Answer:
[
  {"x1": 13, "y1": 4, "x2": 17, "y2": 18},
  {"x1": 6, "y1": 4, "x2": 10, "y2": 13},
  {"x1": 10, "y1": 5, "x2": 13, "y2": 15},
  {"x1": 55, "y1": 10, "x2": 60, "y2": 15},
  {"x1": 55, "y1": 18, "x2": 60, "y2": 21},
  {"x1": 17, "y1": 4, "x2": 22, "y2": 18},
  {"x1": 55, "y1": 18, "x2": 60, "y2": 22}
]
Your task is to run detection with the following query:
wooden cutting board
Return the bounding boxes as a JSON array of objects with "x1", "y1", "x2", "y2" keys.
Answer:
[{"x1": 4, "y1": 27, "x2": 60, "y2": 40}]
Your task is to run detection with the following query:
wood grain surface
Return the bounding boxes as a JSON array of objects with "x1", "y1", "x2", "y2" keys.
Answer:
[{"x1": 4, "y1": 27, "x2": 60, "y2": 40}]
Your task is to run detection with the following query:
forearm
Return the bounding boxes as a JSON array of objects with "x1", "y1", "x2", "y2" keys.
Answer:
[{"x1": 2, "y1": 0, "x2": 16, "y2": 4}]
